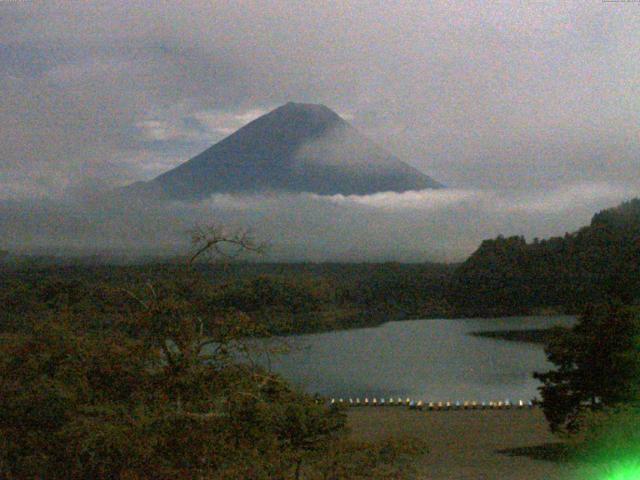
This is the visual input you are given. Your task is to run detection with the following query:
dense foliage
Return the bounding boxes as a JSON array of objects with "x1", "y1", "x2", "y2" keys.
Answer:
[
  {"x1": 0, "y1": 267, "x2": 352, "y2": 479},
  {"x1": 534, "y1": 303, "x2": 640, "y2": 433},
  {"x1": 0, "y1": 254, "x2": 430, "y2": 478},
  {"x1": 450, "y1": 199, "x2": 640, "y2": 316},
  {"x1": 0, "y1": 262, "x2": 455, "y2": 337},
  {"x1": 0, "y1": 248, "x2": 446, "y2": 476}
]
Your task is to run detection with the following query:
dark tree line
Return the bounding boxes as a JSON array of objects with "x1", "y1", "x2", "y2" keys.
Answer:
[
  {"x1": 3, "y1": 198, "x2": 640, "y2": 327},
  {"x1": 449, "y1": 199, "x2": 640, "y2": 316}
]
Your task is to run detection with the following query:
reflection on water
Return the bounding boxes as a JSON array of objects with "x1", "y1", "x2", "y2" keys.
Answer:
[{"x1": 257, "y1": 316, "x2": 575, "y2": 402}]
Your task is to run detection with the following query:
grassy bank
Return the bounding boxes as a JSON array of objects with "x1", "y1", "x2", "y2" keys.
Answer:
[{"x1": 347, "y1": 408, "x2": 596, "y2": 479}]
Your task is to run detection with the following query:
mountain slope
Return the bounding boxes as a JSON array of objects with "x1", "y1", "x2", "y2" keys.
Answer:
[{"x1": 129, "y1": 102, "x2": 442, "y2": 199}]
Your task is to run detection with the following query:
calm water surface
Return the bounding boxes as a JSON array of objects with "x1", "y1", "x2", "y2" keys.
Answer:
[{"x1": 257, "y1": 316, "x2": 575, "y2": 402}]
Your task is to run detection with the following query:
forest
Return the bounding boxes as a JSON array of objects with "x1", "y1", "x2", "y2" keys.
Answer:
[
  {"x1": 449, "y1": 198, "x2": 640, "y2": 316},
  {"x1": 1, "y1": 199, "x2": 639, "y2": 478},
  {"x1": 2, "y1": 198, "x2": 639, "y2": 333},
  {"x1": 0, "y1": 262, "x2": 455, "y2": 336}
]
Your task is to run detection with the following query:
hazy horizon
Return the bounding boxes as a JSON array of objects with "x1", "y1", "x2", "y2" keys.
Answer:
[{"x1": 1, "y1": 1, "x2": 639, "y2": 261}]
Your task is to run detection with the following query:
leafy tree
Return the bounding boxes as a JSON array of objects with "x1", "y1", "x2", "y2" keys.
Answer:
[
  {"x1": 0, "y1": 226, "x2": 348, "y2": 479},
  {"x1": 534, "y1": 303, "x2": 640, "y2": 433},
  {"x1": 0, "y1": 225, "x2": 433, "y2": 478}
]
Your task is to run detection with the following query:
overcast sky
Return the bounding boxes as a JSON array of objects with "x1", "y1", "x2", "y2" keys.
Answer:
[{"x1": 1, "y1": 1, "x2": 639, "y2": 260}]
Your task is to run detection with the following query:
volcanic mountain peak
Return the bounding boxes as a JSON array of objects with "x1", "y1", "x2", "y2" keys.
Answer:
[
  {"x1": 275, "y1": 101, "x2": 343, "y2": 123},
  {"x1": 128, "y1": 103, "x2": 443, "y2": 199}
]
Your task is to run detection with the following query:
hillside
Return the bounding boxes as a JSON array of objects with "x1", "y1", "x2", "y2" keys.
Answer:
[{"x1": 449, "y1": 198, "x2": 640, "y2": 316}]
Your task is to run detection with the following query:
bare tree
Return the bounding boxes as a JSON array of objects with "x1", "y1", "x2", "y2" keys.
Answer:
[
  {"x1": 187, "y1": 224, "x2": 266, "y2": 267},
  {"x1": 119, "y1": 223, "x2": 273, "y2": 420}
]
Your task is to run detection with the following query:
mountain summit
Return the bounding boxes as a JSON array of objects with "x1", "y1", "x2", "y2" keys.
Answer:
[{"x1": 130, "y1": 102, "x2": 442, "y2": 199}]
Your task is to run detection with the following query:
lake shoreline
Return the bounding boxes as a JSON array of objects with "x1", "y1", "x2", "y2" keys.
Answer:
[
  {"x1": 469, "y1": 328, "x2": 562, "y2": 344},
  {"x1": 274, "y1": 311, "x2": 570, "y2": 342},
  {"x1": 260, "y1": 316, "x2": 576, "y2": 401},
  {"x1": 274, "y1": 310, "x2": 569, "y2": 337}
]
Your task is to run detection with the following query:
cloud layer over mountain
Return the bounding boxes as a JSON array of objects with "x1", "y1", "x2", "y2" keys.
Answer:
[
  {"x1": 2, "y1": 181, "x2": 635, "y2": 262},
  {"x1": 1, "y1": 1, "x2": 638, "y2": 260}
]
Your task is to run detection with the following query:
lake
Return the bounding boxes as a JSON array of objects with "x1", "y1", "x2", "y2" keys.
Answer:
[{"x1": 255, "y1": 316, "x2": 576, "y2": 403}]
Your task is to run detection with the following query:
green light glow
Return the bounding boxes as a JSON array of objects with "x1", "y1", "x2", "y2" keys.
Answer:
[{"x1": 602, "y1": 460, "x2": 640, "y2": 480}]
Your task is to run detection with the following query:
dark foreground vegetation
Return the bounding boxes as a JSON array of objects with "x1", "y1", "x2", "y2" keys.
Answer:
[
  {"x1": 0, "y1": 262, "x2": 456, "y2": 337},
  {"x1": 0, "y1": 199, "x2": 639, "y2": 478},
  {"x1": 0, "y1": 233, "x2": 429, "y2": 479},
  {"x1": 533, "y1": 303, "x2": 640, "y2": 474}
]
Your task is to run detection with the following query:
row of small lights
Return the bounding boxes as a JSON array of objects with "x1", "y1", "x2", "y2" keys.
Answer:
[{"x1": 329, "y1": 398, "x2": 535, "y2": 409}]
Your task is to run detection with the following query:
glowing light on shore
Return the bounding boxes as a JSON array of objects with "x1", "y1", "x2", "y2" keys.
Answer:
[{"x1": 601, "y1": 459, "x2": 640, "y2": 480}]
